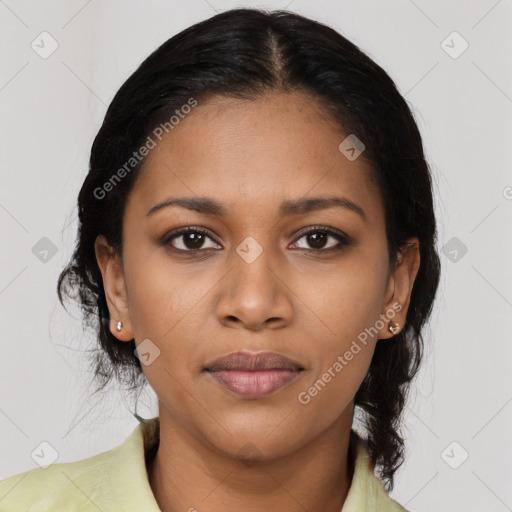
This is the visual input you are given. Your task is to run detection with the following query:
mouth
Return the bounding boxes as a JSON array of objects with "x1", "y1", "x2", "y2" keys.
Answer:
[{"x1": 203, "y1": 350, "x2": 305, "y2": 399}]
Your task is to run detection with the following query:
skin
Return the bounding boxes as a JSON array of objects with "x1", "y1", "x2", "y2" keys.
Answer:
[{"x1": 94, "y1": 91, "x2": 420, "y2": 512}]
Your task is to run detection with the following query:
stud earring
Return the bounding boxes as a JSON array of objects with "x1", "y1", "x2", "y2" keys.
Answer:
[
  {"x1": 116, "y1": 321, "x2": 123, "y2": 332},
  {"x1": 388, "y1": 321, "x2": 400, "y2": 335}
]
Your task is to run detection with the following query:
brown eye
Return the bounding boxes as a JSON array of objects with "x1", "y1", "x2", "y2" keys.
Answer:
[
  {"x1": 163, "y1": 227, "x2": 221, "y2": 252},
  {"x1": 290, "y1": 227, "x2": 352, "y2": 253}
]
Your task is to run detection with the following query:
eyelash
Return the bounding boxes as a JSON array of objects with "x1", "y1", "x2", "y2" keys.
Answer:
[{"x1": 162, "y1": 225, "x2": 353, "y2": 254}]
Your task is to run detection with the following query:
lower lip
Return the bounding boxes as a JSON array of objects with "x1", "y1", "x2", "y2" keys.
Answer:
[{"x1": 207, "y1": 369, "x2": 301, "y2": 399}]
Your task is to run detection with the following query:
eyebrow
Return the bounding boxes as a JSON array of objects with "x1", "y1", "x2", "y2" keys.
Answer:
[{"x1": 146, "y1": 195, "x2": 367, "y2": 222}]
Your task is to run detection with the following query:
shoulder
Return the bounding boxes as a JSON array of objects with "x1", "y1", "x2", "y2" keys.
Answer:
[
  {"x1": 343, "y1": 430, "x2": 409, "y2": 512},
  {"x1": 0, "y1": 417, "x2": 161, "y2": 512},
  {"x1": 0, "y1": 443, "x2": 120, "y2": 511}
]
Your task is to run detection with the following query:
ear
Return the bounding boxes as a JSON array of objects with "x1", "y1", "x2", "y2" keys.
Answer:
[
  {"x1": 378, "y1": 237, "x2": 421, "y2": 340},
  {"x1": 94, "y1": 234, "x2": 134, "y2": 342}
]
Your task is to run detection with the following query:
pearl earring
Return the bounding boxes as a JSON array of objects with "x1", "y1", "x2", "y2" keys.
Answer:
[
  {"x1": 116, "y1": 321, "x2": 123, "y2": 332},
  {"x1": 388, "y1": 321, "x2": 400, "y2": 335}
]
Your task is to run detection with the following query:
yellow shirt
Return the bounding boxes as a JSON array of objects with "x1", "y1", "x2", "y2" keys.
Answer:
[{"x1": 0, "y1": 416, "x2": 408, "y2": 511}]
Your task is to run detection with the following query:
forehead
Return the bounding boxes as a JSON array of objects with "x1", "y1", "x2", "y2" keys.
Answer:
[{"x1": 127, "y1": 91, "x2": 383, "y2": 223}]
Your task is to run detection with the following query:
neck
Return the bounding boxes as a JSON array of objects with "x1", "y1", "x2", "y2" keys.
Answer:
[{"x1": 147, "y1": 406, "x2": 355, "y2": 512}]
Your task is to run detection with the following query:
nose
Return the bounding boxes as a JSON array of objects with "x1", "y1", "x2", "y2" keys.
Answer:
[{"x1": 215, "y1": 240, "x2": 294, "y2": 331}]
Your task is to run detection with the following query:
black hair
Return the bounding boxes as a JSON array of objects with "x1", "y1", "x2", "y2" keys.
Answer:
[{"x1": 57, "y1": 7, "x2": 441, "y2": 491}]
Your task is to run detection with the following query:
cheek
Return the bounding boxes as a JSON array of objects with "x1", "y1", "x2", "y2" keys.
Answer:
[
  {"x1": 122, "y1": 242, "x2": 227, "y2": 396},
  {"x1": 295, "y1": 250, "x2": 387, "y2": 345},
  {"x1": 293, "y1": 285, "x2": 379, "y2": 439},
  {"x1": 123, "y1": 239, "x2": 204, "y2": 341},
  {"x1": 293, "y1": 252, "x2": 387, "y2": 406}
]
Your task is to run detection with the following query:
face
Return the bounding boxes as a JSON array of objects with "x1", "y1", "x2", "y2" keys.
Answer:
[{"x1": 95, "y1": 91, "x2": 420, "y2": 460}]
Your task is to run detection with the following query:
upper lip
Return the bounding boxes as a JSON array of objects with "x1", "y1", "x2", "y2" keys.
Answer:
[{"x1": 204, "y1": 351, "x2": 304, "y2": 372}]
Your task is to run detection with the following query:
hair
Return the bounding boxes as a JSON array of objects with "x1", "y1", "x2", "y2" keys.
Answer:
[{"x1": 57, "y1": 7, "x2": 441, "y2": 491}]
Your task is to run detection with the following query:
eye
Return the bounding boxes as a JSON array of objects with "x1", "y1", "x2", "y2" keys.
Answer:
[
  {"x1": 290, "y1": 226, "x2": 352, "y2": 253},
  {"x1": 162, "y1": 226, "x2": 221, "y2": 252},
  {"x1": 162, "y1": 225, "x2": 353, "y2": 254}
]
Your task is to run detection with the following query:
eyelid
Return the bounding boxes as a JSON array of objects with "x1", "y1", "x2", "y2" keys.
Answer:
[{"x1": 291, "y1": 224, "x2": 351, "y2": 242}]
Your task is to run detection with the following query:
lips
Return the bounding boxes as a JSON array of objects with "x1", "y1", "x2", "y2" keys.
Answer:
[
  {"x1": 204, "y1": 351, "x2": 304, "y2": 399},
  {"x1": 205, "y1": 351, "x2": 304, "y2": 372}
]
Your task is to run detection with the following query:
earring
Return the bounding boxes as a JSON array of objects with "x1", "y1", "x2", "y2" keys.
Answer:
[
  {"x1": 116, "y1": 321, "x2": 123, "y2": 332},
  {"x1": 388, "y1": 321, "x2": 400, "y2": 335}
]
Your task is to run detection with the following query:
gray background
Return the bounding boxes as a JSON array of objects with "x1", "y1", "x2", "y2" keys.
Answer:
[{"x1": 1, "y1": 1, "x2": 511, "y2": 510}]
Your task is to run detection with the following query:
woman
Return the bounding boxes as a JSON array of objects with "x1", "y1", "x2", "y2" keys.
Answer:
[{"x1": 0, "y1": 7, "x2": 440, "y2": 511}]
